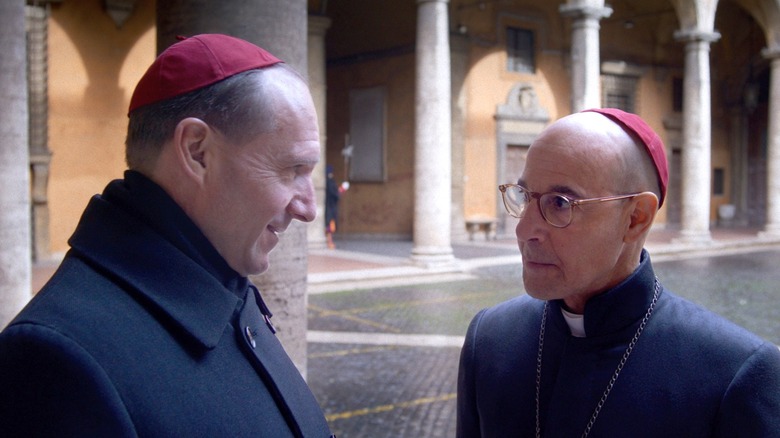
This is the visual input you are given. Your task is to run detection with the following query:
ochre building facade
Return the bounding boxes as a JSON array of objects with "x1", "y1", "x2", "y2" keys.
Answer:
[{"x1": 22, "y1": 0, "x2": 780, "y2": 259}]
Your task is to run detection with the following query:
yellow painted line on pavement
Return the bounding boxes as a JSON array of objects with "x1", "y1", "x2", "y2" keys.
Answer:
[
  {"x1": 308, "y1": 291, "x2": 493, "y2": 335},
  {"x1": 312, "y1": 291, "x2": 493, "y2": 318},
  {"x1": 325, "y1": 393, "x2": 457, "y2": 422},
  {"x1": 309, "y1": 304, "x2": 402, "y2": 333},
  {"x1": 309, "y1": 345, "x2": 396, "y2": 359}
]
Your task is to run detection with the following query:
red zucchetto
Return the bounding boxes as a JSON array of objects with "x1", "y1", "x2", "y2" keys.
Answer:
[{"x1": 128, "y1": 34, "x2": 282, "y2": 114}]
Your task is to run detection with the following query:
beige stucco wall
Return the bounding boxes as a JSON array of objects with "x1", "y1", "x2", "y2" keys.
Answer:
[{"x1": 47, "y1": 0, "x2": 155, "y2": 256}]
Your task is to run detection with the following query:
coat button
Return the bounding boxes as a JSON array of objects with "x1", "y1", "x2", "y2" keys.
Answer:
[{"x1": 245, "y1": 326, "x2": 256, "y2": 348}]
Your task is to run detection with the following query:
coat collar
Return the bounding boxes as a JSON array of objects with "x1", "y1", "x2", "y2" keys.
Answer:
[
  {"x1": 68, "y1": 174, "x2": 244, "y2": 351},
  {"x1": 550, "y1": 250, "x2": 661, "y2": 338}
]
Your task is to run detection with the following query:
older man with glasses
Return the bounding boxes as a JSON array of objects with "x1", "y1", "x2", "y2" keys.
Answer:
[{"x1": 457, "y1": 108, "x2": 780, "y2": 437}]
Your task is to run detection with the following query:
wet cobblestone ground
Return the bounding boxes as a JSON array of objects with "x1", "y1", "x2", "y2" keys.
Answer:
[{"x1": 306, "y1": 248, "x2": 780, "y2": 437}]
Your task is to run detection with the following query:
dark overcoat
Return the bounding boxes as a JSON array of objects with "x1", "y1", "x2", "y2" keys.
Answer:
[
  {"x1": 0, "y1": 173, "x2": 333, "y2": 438},
  {"x1": 457, "y1": 251, "x2": 780, "y2": 437}
]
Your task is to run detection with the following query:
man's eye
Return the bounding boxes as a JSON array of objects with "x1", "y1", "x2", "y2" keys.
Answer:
[
  {"x1": 517, "y1": 188, "x2": 531, "y2": 203},
  {"x1": 548, "y1": 195, "x2": 571, "y2": 210}
]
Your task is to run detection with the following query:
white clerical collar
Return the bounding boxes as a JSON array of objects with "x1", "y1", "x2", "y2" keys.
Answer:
[{"x1": 561, "y1": 307, "x2": 586, "y2": 337}]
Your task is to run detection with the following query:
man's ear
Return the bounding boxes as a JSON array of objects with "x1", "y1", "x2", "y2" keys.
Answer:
[
  {"x1": 172, "y1": 117, "x2": 211, "y2": 183},
  {"x1": 624, "y1": 192, "x2": 658, "y2": 243}
]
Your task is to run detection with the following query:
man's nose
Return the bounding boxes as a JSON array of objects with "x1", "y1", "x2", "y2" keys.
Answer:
[
  {"x1": 515, "y1": 199, "x2": 544, "y2": 241},
  {"x1": 290, "y1": 181, "x2": 317, "y2": 223}
]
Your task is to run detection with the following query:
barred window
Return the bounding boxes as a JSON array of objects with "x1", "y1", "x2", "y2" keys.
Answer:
[
  {"x1": 602, "y1": 74, "x2": 638, "y2": 113},
  {"x1": 672, "y1": 77, "x2": 683, "y2": 112},
  {"x1": 713, "y1": 168, "x2": 725, "y2": 196},
  {"x1": 507, "y1": 27, "x2": 535, "y2": 73}
]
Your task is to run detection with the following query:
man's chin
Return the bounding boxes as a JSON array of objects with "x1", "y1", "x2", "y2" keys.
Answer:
[
  {"x1": 245, "y1": 262, "x2": 269, "y2": 277},
  {"x1": 238, "y1": 251, "x2": 272, "y2": 277},
  {"x1": 522, "y1": 276, "x2": 556, "y2": 301},
  {"x1": 524, "y1": 289, "x2": 545, "y2": 301},
  {"x1": 247, "y1": 237, "x2": 279, "y2": 275}
]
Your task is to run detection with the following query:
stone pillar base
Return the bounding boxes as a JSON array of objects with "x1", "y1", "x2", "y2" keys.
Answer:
[
  {"x1": 758, "y1": 224, "x2": 780, "y2": 240},
  {"x1": 672, "y1": 229, "x2": 713, "y2": 245},
  {"x1": 410, "y1": 246, "x2": 457, "y2": 269},
  {"x1": 308, "y1": 239, "x2": 329, "y2": 250}
]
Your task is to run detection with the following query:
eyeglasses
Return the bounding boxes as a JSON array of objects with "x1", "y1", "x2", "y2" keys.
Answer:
[{"x1": 498, "y1": 184, "x2": 642, "y2": 228}]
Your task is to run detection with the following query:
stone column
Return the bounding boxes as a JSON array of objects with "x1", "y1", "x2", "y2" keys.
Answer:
[
  {"x1": 450, "y1": 33, "x2": 468, "y2": 242},
  {"x1": 674, "y1": 30, "x2": 720, "y2": 244},
  {"x1": 760, "y1": 49, "x2": 780, "y2": 238},
  {"x1": 559, "y1": 3, "x2": 612, "y2": 112},
  {"x1": 411, "y1": 0, "x2": 455, "y2": 267},
  {"x1": 0, "y1": 0, "x2": 31, "y2": 328},
  {"x1": 729, "y1": 105, "x2": 752, "y2": 227},
  {"x1": 307, "y1": 15, "x2": 331, "y2": 249},
  {"x1": 27, "y1": 4, "x2": 52, "y2": 262},
  {"x1": 157, "y1": 0, "x2": 311, "y2": 378},
  {"x1": 728, "y1": 108, "x2": 749, "y2": 227}
]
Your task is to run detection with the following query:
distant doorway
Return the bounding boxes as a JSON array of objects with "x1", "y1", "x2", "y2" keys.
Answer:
[
  {"x1": 495, "y1": 83, "x2": 549, "y2": 235},
  {"x1": 504, "y1": 144, "x2": 528, "y2": 185}
]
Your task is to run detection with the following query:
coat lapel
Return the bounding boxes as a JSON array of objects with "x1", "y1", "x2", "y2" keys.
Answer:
[{"x1": 238, "y1": 287, "x2": 333, "y2": 438}]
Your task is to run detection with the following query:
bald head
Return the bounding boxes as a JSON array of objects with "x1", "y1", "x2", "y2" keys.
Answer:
[{"x1": 530, "y1": 111, "x2": 662, "y2": 207}]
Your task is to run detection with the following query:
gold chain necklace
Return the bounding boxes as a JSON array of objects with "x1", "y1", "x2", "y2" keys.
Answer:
[{"x1": 534, "y1": 278, "x2": 660, "y2": 438}]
